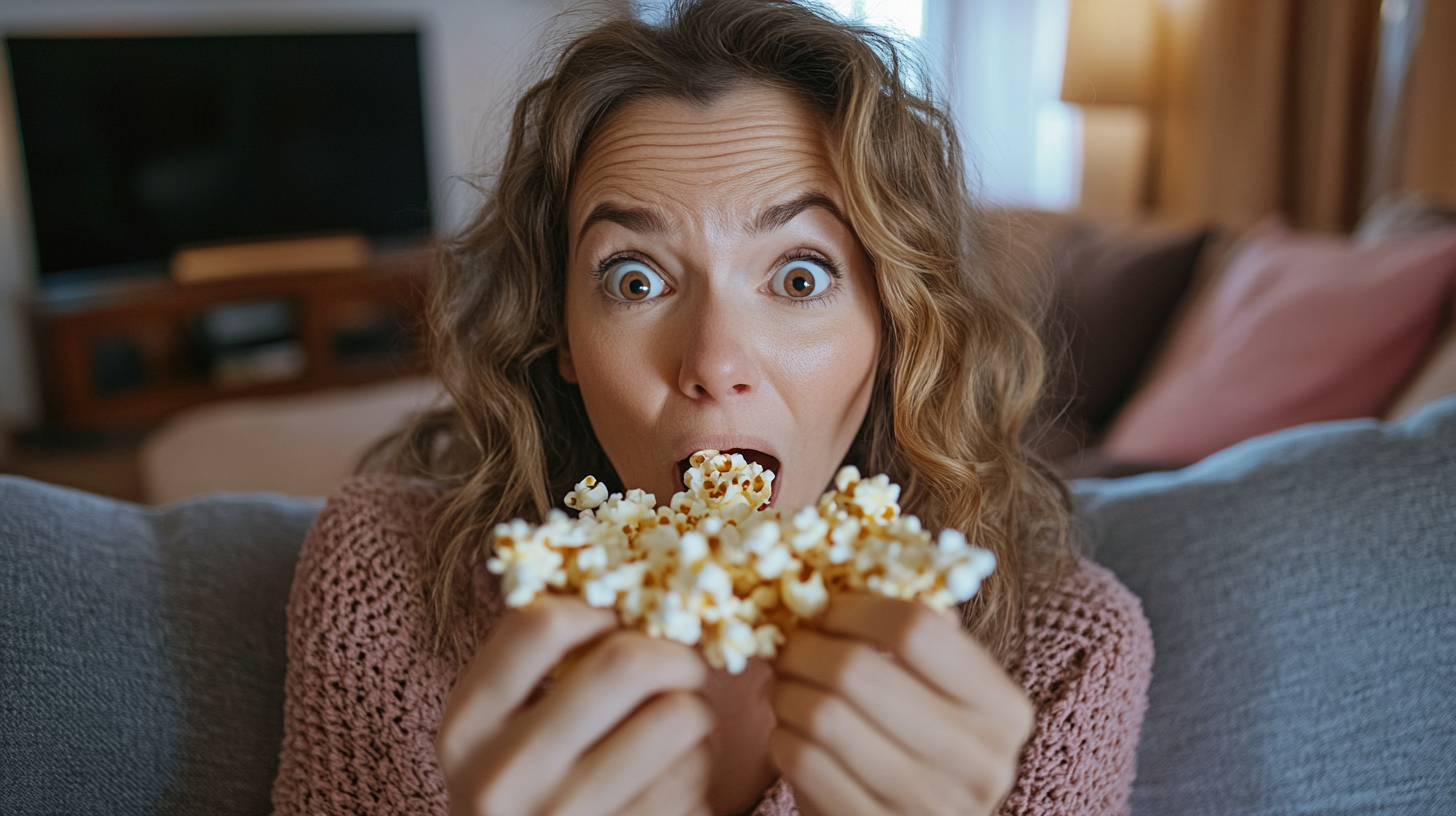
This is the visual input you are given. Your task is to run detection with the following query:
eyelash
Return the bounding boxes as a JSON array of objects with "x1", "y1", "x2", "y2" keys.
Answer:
[
  {"x1": 590, "y1": 248, "x2": 846, "y2": 307},
  {"x1": 590, "y1": 249, "x2": 649, "y2": 281},
  {"x1": 592, "y1": 249, "x2": 661, "y2": 309},
  {"x1": 777, "y1": 249, "x2": 844, "y2": 308}
]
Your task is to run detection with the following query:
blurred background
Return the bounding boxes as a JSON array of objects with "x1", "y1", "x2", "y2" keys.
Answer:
[{"x1": 1, "y1": 0, "x2": 1453, "y2": 503}]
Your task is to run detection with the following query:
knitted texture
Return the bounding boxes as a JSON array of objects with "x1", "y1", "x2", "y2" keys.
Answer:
[
  {"x1": 1001, "y1": 560, "x2": 1154, "y2": 815},
  {"x1": 271, "y1": 476, "x2": 1152, "y2": 815}
]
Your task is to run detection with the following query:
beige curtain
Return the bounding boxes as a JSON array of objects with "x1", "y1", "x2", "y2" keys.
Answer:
[
  {"x1": 1152, "y1": 0, "x2": 1381, "y2": 231},
  {"x1": 1402, "y1": 1, "x2": 1456, "y2": 203}
]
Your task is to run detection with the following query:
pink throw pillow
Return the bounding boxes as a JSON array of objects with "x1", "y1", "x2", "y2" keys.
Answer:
[{"x1": 1101, "y1": 222, "x2": 1456, "y2": 466}]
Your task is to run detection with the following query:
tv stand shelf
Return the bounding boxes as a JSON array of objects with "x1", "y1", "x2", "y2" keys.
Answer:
[{"x1": 31, "y1": 249, "x2": 433, "y2": 431}]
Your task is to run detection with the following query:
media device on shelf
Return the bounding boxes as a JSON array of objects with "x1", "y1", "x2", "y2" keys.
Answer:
[
  {"x1": 9, "y1": 29, "x2": 436, "y2": 429},
  {"x1": 6, "y1": 30, "x2": 434, "y2": 289}
]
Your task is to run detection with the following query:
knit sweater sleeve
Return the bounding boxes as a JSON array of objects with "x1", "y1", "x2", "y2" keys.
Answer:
[
  {"x1": 270, "y1": 475, "x2": 468, "y2": 815},
  {"x1": 997, "y1": 557, "x2": 1154, "y2": 816}
]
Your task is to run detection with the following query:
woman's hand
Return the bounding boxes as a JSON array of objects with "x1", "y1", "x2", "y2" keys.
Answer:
[
  {"x1": 768, "y1": 594, "x2": 1036, "y2": 816},
  {"x1": 436, "y1": 595, "x2": 715, "y2": 816}
]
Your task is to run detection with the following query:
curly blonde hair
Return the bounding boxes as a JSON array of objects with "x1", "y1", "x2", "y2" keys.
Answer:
[{"x1": 368, "y1": 0, "x2": 1074, "y2": 664}]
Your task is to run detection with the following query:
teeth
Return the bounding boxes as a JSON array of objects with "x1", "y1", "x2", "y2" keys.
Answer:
[{"x1": 722, "y1": 448, "x2": 780, "y2": 478}]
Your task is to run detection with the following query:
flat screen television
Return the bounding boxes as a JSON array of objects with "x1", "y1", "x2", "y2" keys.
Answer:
[{"x1": 5, "y1": 30, "x2": 433, "y2": 287}]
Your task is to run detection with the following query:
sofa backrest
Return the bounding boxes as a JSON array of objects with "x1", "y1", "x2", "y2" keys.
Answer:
[
  {"x1": 4, "y1": 398, "x2": 1455, "y2": 814},
  {"x1": 0, "y1": 477, "x2": 320, "y2": 815},
  {"x1": 1077, "y1": 394, "x2": 1456, "y2": 815}
]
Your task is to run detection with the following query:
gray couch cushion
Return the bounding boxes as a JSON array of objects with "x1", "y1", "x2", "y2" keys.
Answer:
[
  {"x1": 1077, "y1": 395, "x2": 1456, "y2": 815},
  {"x1": 0, "y1": 477, "x2": 321, "y2": 815}
]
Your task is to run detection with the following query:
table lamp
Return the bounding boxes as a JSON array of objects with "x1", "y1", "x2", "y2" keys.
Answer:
[{"x1": 1061, "y1": 0, "x2": 1159, "y2": 219}]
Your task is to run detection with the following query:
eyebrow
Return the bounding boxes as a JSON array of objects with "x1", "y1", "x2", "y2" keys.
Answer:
[
  {"x1": 576, "y1": 203, "x2": 668, "y2": 250},
  {"x1": 753, "y1": 192, "x2": 848, "y2": 234},
  {"x1": 574, "y1": 191, "x2": 849, "y2": 249}
]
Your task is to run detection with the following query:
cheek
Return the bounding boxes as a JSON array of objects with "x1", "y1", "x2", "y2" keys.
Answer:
[
  {"x1": 563, "y1": 288, "x2": 671, "y2": 471},
  {"x1": 776, "y1": 320, "x2": 878, "y2": 390},
  {"x1": 764, "y1": 298, "x2": 881, "y2": 489},
  {"x1": 781, "y1": 286, "x2": 881, "y2": 413},
  {"x1": 572, "y1": 341, "x2": 646, "y2": 412}
]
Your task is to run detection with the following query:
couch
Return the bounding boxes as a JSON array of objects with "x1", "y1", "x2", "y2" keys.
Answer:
[
  {"x1": 123, "y1": 195, "x2": 1456, "y2": 504},
  {"x1": 4, "y1": 392, "x2": 1455, "y2": 815}
]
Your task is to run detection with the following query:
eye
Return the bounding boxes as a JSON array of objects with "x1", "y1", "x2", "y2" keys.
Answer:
[
  {"x1": 604, "y1": 261, "x2": 666, "y2": 302},
  {"x1": 770, "y1": 258, "x2": 834, "y2": 299}
]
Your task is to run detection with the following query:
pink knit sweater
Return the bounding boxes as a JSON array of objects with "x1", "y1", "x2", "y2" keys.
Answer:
[{"x1": 271, "y1": 476, "x2": 1153, "y2": 815}]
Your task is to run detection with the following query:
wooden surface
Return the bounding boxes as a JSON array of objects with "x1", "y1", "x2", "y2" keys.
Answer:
[
  {"x1": 30, "y1": 248, "x2": 434, "y2": 430},
  {"x1": 0, "y1": 438, "x2": 145, "y2": 503}
]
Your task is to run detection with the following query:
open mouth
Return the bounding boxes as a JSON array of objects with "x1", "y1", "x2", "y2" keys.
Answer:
[{"x1": 676, "y1": 448, "x2": 782, "y2": 506}]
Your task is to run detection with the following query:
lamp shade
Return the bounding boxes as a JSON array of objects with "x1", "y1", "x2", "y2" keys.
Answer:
[{"x1": 1061, "y1": 0, "x2": 1158, "y2": 106}]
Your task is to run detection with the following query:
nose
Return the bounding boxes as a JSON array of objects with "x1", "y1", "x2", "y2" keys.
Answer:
[{"x1": 676, "y1": 293, "x2": 760, "y2": 401}]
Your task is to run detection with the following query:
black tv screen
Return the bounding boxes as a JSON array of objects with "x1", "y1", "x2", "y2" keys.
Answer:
[{"x1": 6, "y1": 31, "x2": 432, "y2": 283}]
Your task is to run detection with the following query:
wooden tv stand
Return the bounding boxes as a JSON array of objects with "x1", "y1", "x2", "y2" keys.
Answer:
[{"x1": 30, "y1": 248, "x2": 433, "y2": 431}]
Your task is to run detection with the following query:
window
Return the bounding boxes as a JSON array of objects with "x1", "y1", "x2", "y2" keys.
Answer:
[
  {"x1": 938, "y1": 0, "x2": 1079, "y2": 209},
  {"x1": 631, "y1": 0, "x2": 1078, "y2": 210},
  {"x1": 824, "y1": 0, "x2": 925, "y2": 38}
]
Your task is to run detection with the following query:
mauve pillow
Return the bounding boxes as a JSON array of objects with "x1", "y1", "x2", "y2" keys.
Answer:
[
  {"x1": 1101, "y1": 221, "x2": 1456, "y2": 466},
  {"x1": 1385, "y1": 309, "x2": 1456, "y2": 421}
]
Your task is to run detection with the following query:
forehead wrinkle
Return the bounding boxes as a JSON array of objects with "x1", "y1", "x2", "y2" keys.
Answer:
[
  {"x1": 582, "y1": 162, "x2": 828, "y2": 195},
  {"x1": 581, "y1": 138, "x2": 830, "y2": 175},
  {"x1": 579, "y1": 142, "x2": 832, "y2": 187},
  {"x1": 583, "y1": 116, "x2": 828, "y2": 162},
  {"x1": 587, "y1": 117, "x2": 795, "y2": 150},
  {"x1": 571, "y1": 89, "x2": 844, "y2": 245},
  {"x1": 575, "y1": 161, "x2": 843, "y2": 247},
  {"x1": 587, "y1": 107, "x2": 816, "y2": 145}
]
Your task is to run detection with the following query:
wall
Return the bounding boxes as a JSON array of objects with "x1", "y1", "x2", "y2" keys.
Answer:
[{"x1": 0, "y1": 0, "x2": 622, "y2": 430}]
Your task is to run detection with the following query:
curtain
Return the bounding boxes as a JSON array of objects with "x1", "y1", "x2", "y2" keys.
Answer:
[
  {"x1": 945, "y1": 0, "x2": 1080, "y2": 210},
  {"x1": 1402, "y1": 0, "x2": 1456, "y2": 203},
  {"x1": 1153, "y1": 0, "x2": 1382, "y2": 231}
]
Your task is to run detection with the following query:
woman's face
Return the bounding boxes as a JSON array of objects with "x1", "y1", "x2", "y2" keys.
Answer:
[{"x1": 561, "y1": 84, "x2": 881, "y2": 511}]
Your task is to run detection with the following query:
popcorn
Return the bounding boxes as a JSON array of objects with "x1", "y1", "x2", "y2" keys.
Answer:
[
  {"x1": 487, "y1": 451, "x2": 996, "y2": 673},
  {"x1": 564, "y1": 475, "x2": 608, "y2": 510}
]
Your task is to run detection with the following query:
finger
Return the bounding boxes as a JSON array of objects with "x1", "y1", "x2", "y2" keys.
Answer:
[
  {"x1": 768, "y1": 725, "x2": 886, "y2": 816},
  {"x1": 503, "y1": 631, "x2": 708, "y2": 804},
  {"x1": 438, "y1": 596, "x2": 617, "y2": 772},
  {"x1": 819, "y1": 594, "x2": 1013, "y2": 704},
  {"x1": 777, "y1": 628, "x2": 978, "y2": 768},
  {"x1": 549, "y1": 691, "x2": 714, "y2": 816},
  {"x1": 609, "y1": 743, "x2": 714, "y2": 816},
  {"x1": 772, "y1": 678, "x2": 948, "y2": 814},
  {"x1": 819, "y1": 594, "x2": 1034, "y2": 741}
]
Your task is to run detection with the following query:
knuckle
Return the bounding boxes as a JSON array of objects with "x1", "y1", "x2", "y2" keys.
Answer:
[
  {"x1": 682, "y1": 743, "x2": 714, "y2": 792},
  {"x1": 937, "y1": 778, "x2": 980, "y2": 816},
  {"x1": 964, "y1": 761, "x2": 1018, "y2": 813},
  {"x1": 805, "y1": 688, "x2": 850, "y2": 740},
  {"x1": 767, "y1": 728, "x2": 803, "y2": 776},
  {"x1": 908, "y1": 606, "x2": 955, "y2": 655},
  {"x1": 1017, "y1": 695, "x2": 1037, "y2": 736},
  {"x1": 434, "y1": 716, "x2": 464, "y2": 766},
  {"x1": 834, "y1": 639, "x2": 883, "y2": 683},
  {"x1": 903, "y1": 603, "x2": 949, "y2": 653},
  {"x1": 1006, "y1": 693, "x2": 1037, "y2": 746},
  {"x1": 655, "y1": 690, "x2": 715, "y2": 735},
  {"x1": 465, "y1": 767, "x2": 517, "y2": 816},
  {"x1": 511, "y1": 601, "x2": 568, "y2": 645},
  {"x1": 592, "y1": 631, "x2": 657, "y2": 683}
]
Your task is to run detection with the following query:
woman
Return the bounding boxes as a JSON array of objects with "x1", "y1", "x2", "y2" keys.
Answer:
[{"x1": 270, "y1": 2, "x2": 1153, "y2": 815}]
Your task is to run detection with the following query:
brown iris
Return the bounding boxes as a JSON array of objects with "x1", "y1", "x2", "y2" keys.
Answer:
[
  {"x1": 618, "y1": 269, "x2": 653, "y2": 301},
  {"x1": 785, "y1": 269, "x2": 816, "y2": 297}
]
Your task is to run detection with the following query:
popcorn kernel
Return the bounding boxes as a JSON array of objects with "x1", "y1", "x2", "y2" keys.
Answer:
[{"x1": 486, "y1": 452, "x2": 995, "y2": 673}]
